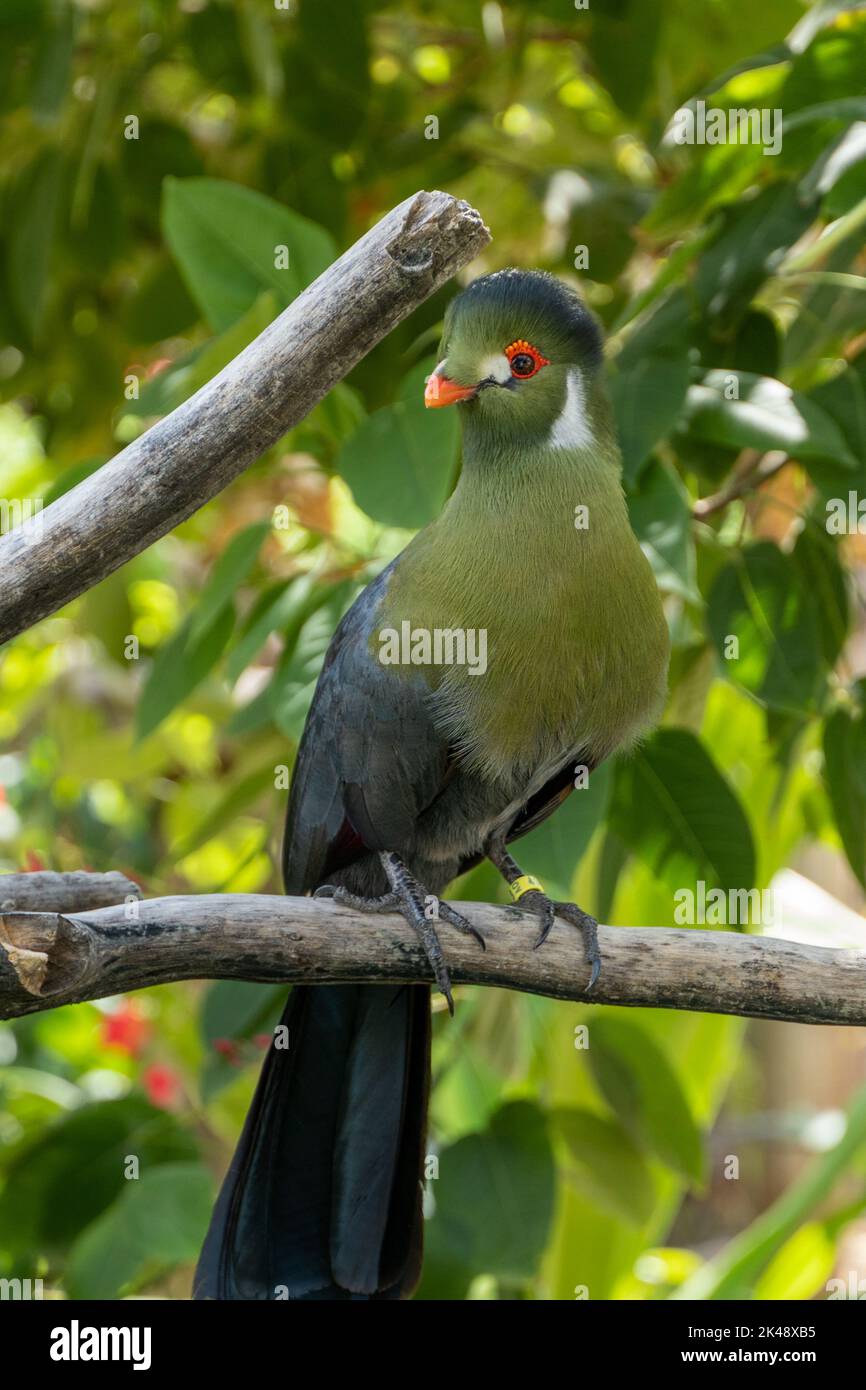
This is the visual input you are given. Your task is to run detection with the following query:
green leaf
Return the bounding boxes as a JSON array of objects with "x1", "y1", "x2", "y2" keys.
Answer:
[
  {"x1": 587, "y1": 1017, "x2": 705, "y2": 1186},
  {"x1": 807, "y1": 358, "x2": 866, "y2": 495},
  {"x1": 731, "y1": 309, "x2": 781, "y2": 379},
  {"x1": 609, "y1": 353, "x2": 691, "y2": 486},
  {"x1": 627, "y1": 458, "x2": 700, "y2": 602},
  {"x1": 784, "y1": 0, "x2": 860, "y2": 56},
  {"x1": 791, "y1": 527, "x2": 849, "y2": 668},
  {"x1": 707, "y1": 542, "x2": 824, "y2": 712},
  {"x1": 227, "y1": 571, "x2": 341, "y2": 687},
  {"x1": 182, "y1": 293, "x2": 276, "y2": 394},
  {"x1": 596, "y1": 827, "x2": 630, "y2": 925},
  {"x1": 680, "y1": 371, "x2": 859, "y2": 468},
  {"x1": 610, "y1": 727, "x2": 756, "y2": 892},
  {"x1": 162, "y1": 177, "x2": 337, "y2": 331},
  {"x1": 336, "y1": 360, "x2": 459, "y2": 527},
  {"x1": 616, "y1": 287, "x2": 693, "y2": 361},
  {"x1": 695, "y1": 181, "x2": 817, "y2": 321},
  {"x1": 291, "y1": 0, "x2": 370, "y2": 141},
  {"x1": 136, "y1": 518, "x2": 268, "y2": 739},
  {"x1": 6, "y1": 148, "x2": 64, "y2": 342},
  {"x1": 753, "y1": 1222, "x2": 836, "y2": 1300},
  {"x1": 136, "y1": 605, "x2": 235, "y2": 740},
  {"x1": 823, "y1": 150, "x2": 866, "y2": 218},
  {"x1": 424, "y1": 1102, "x2": 555, "y2": 1283},
  {"x1": 30, "y1": 2, "x2": 75, "y2": 123},
  {"x1": 226, "y1": 579, "x2": 297, "y2": 681},
  {"x1": 823, "y1": 705, "x2": 866, "y2": 887},
  {"x1": 783, "y1": 97, "x2": 866, "y2": 135},
  {"x1": 674, "y1": 1083, "x2": 866, "y2": 1299},
  {"x1": 0, "y1": 1098, "x2": 198, "y2": 1257},
  {"x1": 644, "y1": 139, "x2": 765, "y2": 240},
  {"x1": 202, "y1": 980, "x2": 285, "y2": 1050},
  {"x1": 43, "y1": 457, "x2": 106, "y2": 505},
  {"x1": 588, "y1": 0, "x2": 662, "y2": 117},
  {"x1": 270, "y1": 580, "x2": 355, "y2": 739},
  {"x1": 225, "y1": 679, "x2": 277, "y2": 738},
  {"x1": 517, "y1": 762, "x2": 612, "y2": 890},
  {"x1": 300, "y1": 382, "x2": 367, "y2": 451},
  {"x1": 552, "y1": 1108, "x2": 656, "y2": 1226},
  {"x1": 66, "y1": 1163, "x2": 213, "y2": 1298},
  {"x1": 801, "y1": 122, "x2": 866, "y2": 204},
  {"x1": 171, "y1": 764, "x2": 277, "y2": 859},
  {"x1": 188, "y1": 521, "x2": 270, "y2": 643},
  {"x1": 199, "y1": 980, "x2": 285, "y2": 1101},
  {"x1": 124, "y1": 292, "x2": 279, "y2": 421},
  {"x1": 121, "y1": 254, "x2": 199, "y2": 344}
]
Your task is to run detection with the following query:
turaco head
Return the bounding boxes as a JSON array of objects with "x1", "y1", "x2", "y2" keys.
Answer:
[{"x1": 425, "y1": 269, "x2": 609, "y2": 451}]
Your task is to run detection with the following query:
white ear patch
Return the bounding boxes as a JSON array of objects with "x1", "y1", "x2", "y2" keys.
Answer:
[
  {"x1": 548, "y1": 368, "x2": 593, "y2": 450},
  {"x1": 478, "y1": 352, "x2": 512, "y2": 385}
]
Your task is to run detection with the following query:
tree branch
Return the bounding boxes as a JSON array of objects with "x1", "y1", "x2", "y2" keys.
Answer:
[
  {"x1": 1, "y1": 888, "x2": 864, "y2": 1025},
  {"x1": 0, "y1": 191, "x2": 490, "y2": 645},
  {"x1": 0, "y1": 870, "x2": 140, "y2": 912},
  {"x1": 692, "y1": 450, "x2": 789, "y2": 520}
]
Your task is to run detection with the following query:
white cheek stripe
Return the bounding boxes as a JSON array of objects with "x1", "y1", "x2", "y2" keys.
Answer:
[
  {"x1": 548, "y1": 368, "x2": 593, "y2": 450},
  {"x1": 478, "y1": 352, "x2": 512, "y2": 384}
]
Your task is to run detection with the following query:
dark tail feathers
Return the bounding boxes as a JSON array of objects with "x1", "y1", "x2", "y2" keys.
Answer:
[{"x1": 194, "y1": 983, "x2": 430, "y2": 1300}]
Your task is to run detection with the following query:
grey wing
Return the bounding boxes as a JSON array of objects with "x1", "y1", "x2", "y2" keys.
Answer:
[{"x1": 281, "y1": 567, "x2": 453, "y2": 895}]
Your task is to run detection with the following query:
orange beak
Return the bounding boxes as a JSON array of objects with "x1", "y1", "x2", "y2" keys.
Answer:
[{"x1": 424, "y1": 372, "x2": 478, "y2": 408}]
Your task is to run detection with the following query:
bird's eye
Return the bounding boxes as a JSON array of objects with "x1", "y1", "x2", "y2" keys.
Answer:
[{"x1": 505, "y1": 339, "x2": 549, "y2": 379}]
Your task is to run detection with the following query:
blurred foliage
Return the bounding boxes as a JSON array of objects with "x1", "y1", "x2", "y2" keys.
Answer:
[{"x1": 1, "y1": 0, "x2": 866, "y2": 1301}]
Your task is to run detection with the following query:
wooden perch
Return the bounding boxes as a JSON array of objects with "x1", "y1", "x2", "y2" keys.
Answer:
[
  {"x1": 0, "y1": 870, "x2": 140, "y2": 913},
  {"x1": 1, "y1": 876, "x2": 864, "y2": 1024},
  {"x1": 0, "y1": 190, "x2": 490, "y2": 645}
]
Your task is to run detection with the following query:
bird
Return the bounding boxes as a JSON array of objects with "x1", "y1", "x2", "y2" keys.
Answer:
[{"x1": 194, "y1": 268, "x2": 670, "y2": 1301}]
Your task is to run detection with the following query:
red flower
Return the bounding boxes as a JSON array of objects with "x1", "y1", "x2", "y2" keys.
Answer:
[
  {"x1": 143, "y1": 1063, "x2": 181, "y2": 1110},
  {"x1": 23, "y1": 850, "x2": 46, "y2": 872},
  {"x1": 102, "y1": 1000, "x2": 151, "y2": 1056},
  {"x1": 213, "y1": 1037, "x2": 240, "y2": 1064}
]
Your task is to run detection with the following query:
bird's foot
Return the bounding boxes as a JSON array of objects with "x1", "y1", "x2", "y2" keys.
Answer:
[
  {"x1": 487, "y1": 840, "x2": 600, "y2": 991},
  {"x1": 505, "y1": 884, "x2": 601, "y2": 991},
  {"x1": 314, "y1": 886, "x2": 399, "y2": 913},
  {"x1": 552, "y1": 899, "x2": 601, "y2": 992},
  {"x1": 315, "y1": 853, "x2": 484, "y2": 1014}
]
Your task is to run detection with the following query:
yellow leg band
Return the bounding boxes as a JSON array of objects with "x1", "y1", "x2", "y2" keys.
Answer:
[{"x1": 509, "y1": 874, "x2": 544, "y2": 902}]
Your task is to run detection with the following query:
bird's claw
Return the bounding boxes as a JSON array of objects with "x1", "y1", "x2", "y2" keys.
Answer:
[
  {"x1": 316, "y1": 885, "x2": 399, "y2": 913},
  {"x1": 512, "y1": 891, "x2": 601, "y2": 992},
  {"x1": 437, "y1": 900, "x2": 486, "y2": 952},
  {"x1": 553, "y1": 900, "x2": 601, "y2": 992},
  {"x1": 320, "y1": 854, "x2": 485, "y2": 1014}
]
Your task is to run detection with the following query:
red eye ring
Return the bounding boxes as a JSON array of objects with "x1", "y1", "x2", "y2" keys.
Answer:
[{"x1": 505, "y1": 339, "x2": 549, "y2": 379}]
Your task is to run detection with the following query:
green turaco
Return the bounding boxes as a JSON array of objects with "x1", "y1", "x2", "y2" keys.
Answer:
[{"x1": 195, "y1": 269, "x2": 670, "y2": 1301}]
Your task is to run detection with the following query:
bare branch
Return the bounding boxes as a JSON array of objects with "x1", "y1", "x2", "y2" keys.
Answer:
[
  {"x1": 693, "y1": 450, "x2": 789, "y2": 520},
  {"x1": 0, "y1": 870, "x2": 140, "y2": 913},
  {"x1": 0, "y1": 191, "x2": 490, "y2": 644},
  {"x1": 1, "y1": 891, "x2": 864, "y2": 1025}
]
